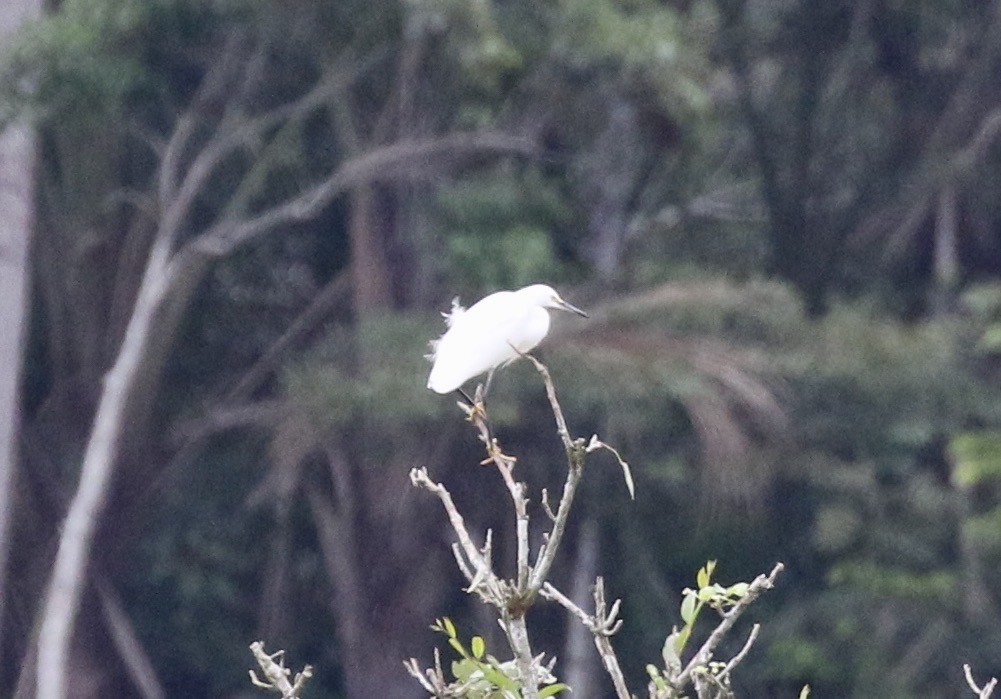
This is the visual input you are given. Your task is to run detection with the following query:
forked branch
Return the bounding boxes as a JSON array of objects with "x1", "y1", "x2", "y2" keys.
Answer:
[
  {"x1": 675, "y1": 563, "x2": 784, "y2": 691},
  {"x1": 410, "y1": 359, "x2": 616, "y2": 699},
  {"x1": 966, "y1": 664, "x2": 998, "y2": 699}
]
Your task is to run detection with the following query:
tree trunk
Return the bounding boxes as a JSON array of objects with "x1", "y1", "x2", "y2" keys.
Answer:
[
  {"x1": 0, "y1": 0, "x2": 43, "y2": 666},
  {"x1": 36, "y1": 233, "x2": 174, "y2": 699},
  {"x1": 932, "y1": 184, "x2": 958, "y2": 315},
  {"x1": 310, "y1": 443, "x2": 444, "y2": 698},
  {"x1": 563, "y1": 518, "x2": 603, "y2": 698},
  {"x1": 349, "y1": 185, "x2": 394, "y2": 315},
  {"x1": 579, "y1": 97, "x2": 645, "y2": 280}
]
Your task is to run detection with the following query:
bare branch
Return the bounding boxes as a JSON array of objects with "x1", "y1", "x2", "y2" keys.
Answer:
[
  {"x1": 527, "y1": 467, "x2": 583, "y2": 597},
  {"x1": 160, "y1": 44, "x2": 345, "y2": 252},
  {"x1": 593, "y1": 625, "x2": 631, "y2": 699},
  {"x1": 193, "y1": 132, "x2": 538, "y2": 258},
  {"x1": 525, "y1": 355, "x2": 572, "y2": 450},
  {"x1": 540, "y1": 579, "x2": 631, "y2": 699},
  {"x1": 0, "y1": 57, "x2": 36, "y2": 671},
  {"x1": 502, "y1": 614, "x2": 540, "y2": 699},
  {"x1": 540, "y1": 582, "x2": 592, "y2": 625},
  {"x1": 518, "y1": 357, "x2": 587, "y2": 600},
  {"x1": 965, "y1": 664, "x2": 998, "y2": 699},
  {"x1": 410, "y1": 467, "x2": 493, "y2": 585},
  {"x1": 403, "y1": 657, "x2": 441, "y2": 694},
  {"x1": 413, "y1": 359, "x2": 632, "y2": 698},
  {"x1": 248, "y1": 641, "x2": 313, "y2": 698},
  {"x1": 586, "y1": 435, "x2": 635, "y2": 500},
  {"x1": 540, "y1": 488, "x2": 557, "y2": 522},
  {"x1": 158, "y1": 33, "x2": 246, "y2": 205},
  {"x1": 168, "y1": 399, "x2": 288, "y2": 445},
  {"x1": 717, "y1": 624, "x2": 761, "y2": 684},
  {"x1": 95, "y1": 574, "x2": 166, "y2": 699},
  {"x1": 444, "y1": 542, "x2": 472, "y2": 587},
  {"x1": 460, "y1": 400, "x2": 533, "y2": 593}
]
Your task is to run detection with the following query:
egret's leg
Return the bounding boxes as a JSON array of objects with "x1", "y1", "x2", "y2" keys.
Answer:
[
  {"x1": 469, "y1": 369, "x2": 497, "y2": 437},
  {"x1": 455, "y1": 387, "x2": 476, "y2": 407},
  {"x1": 474, "y1": 371, "x2": 498, "y2": 458},
  {"x1": 455, "y1": 387, "x2": 488, "y2": 426},
  {"x1": 459, "y1": 382, "x2": 497, "y2": 458}
]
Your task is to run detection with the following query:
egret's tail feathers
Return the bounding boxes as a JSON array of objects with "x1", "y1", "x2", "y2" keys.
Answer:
[{"x1": 442, "y1": 297, "x2": 465, "y2": 327}]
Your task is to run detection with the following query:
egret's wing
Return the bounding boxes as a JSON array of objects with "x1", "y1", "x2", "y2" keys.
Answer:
[
  {"x1": 427, "y1": 288, "x2": 555, "y2": 393},
  {"x1": 446, "y1": 291, "x2": 526, "y2": 360},
  {"x1": 427, "y1": 292, "x2": 529, "y2": 393},
  {"x1": 428, "y1": 324, "x2": 517, "y2": 392}
]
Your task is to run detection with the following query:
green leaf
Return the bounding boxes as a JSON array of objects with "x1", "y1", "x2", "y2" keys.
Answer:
[
  {"x1": 680, "y1": 592, "x2": 697, "y2": 624},
  {"x1": 540, "y1": 683, "x2": 570, "y2": 697},
  {"x1": 471, "y1": 635, "x2": 486, "y2": 660},
  {"x1": 662, "y1": 632, "x2": 682, "y2": 675},
  {"x1": 697, "y1": 565, "x2": 710, "y2": 589},
  {"x1": 453, "y1": 659, "x2": 477, "y2": 681},
  {"x1": 728, "y1": 582, "x2": 750, "y2": 598},
  {"x1": 482, "y1": 665, "x2": 519, "y2": 691},
  {"x1": 443, "y1": 617, "x2": 457, "y2": 638},
  {"x1": 448, "y1": 637, "x2": 467, "y2": 658},
  {"x1": 799, "y1": 685, "x2": 811, "y2": 699},
  {"x1": 697, "y1": 586, "x2": 717, "y2": 602}
]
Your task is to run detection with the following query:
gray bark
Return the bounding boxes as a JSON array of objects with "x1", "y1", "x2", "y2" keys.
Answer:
[
  {"x1": 0, "y1": 0, "x2": 43, "y2": 662},
  {"x1": 563, "y1": 518, "x2": 603, "y2": 698}
]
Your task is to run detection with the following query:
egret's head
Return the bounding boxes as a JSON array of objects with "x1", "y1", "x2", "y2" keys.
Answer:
[{"x1": 520, "y1": 284, "x2": 588, "y2": 317}]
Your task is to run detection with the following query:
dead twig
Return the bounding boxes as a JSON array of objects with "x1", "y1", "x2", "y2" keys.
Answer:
[
  {"x1": 249, "y1": 641, "x2": 313, "y2": 698},
  {"x1": 965, "y1": 664, "x2": 998, "y2": 699}
]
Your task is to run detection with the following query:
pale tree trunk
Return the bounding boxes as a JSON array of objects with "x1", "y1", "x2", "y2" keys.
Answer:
[
  {"x1": 932, "y1": 184, "x2": 959, "y2": 316},
  {"x1": 563, "y1": 518, "x2": 603, "y2": 698},
  {"x1": 0, "y1": 0, "x2": 43, "y2": 661},
  {"x1": 36, "y1": 233, "x2": 175, "y2": 699},
  {"x1": 578, "y1": 96, "x2": 645, "y2": 280}
]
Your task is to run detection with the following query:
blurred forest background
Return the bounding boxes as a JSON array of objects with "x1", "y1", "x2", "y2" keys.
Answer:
[{"x1": 5, "y1": 0, "x2": 1001, "y2": 696}]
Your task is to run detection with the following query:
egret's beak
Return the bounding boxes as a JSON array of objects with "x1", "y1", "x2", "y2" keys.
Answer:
[{"x1": 554, "y1": 296, "x2": 588, "y2": 318}]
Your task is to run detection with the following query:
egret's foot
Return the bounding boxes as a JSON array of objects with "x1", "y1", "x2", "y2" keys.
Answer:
[
  {"x1": 482, "y1": 438, "x2": 517, "y2": 467},
  {"x1": 455, "y1": 387, "x2": 488, "y2": 423},
  {"x1": 457, "y1": 394, "x2": 498, "y2": 456},
  {"x1": 466, "y1": 399, "x2": 487, "y2": 423}
]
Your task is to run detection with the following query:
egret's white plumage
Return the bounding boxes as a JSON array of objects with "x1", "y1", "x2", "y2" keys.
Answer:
[{"x1": 427, "y1": 284, "x2": 587, "y2": 394}]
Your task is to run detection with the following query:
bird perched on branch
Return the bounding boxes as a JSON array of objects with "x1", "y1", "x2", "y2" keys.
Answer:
[{"x1": 427, "y1": 284, "x2": 588, "y2": 396}]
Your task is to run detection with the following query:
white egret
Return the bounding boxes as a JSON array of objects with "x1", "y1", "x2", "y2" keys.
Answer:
[{"x1": 427, "y1": 284, "x2": 587, "y2": 395}]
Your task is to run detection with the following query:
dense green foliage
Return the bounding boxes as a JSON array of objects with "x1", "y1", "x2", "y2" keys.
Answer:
[{"x1": 9, "y1": 0, "x2": 1001, "y2": 697}]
